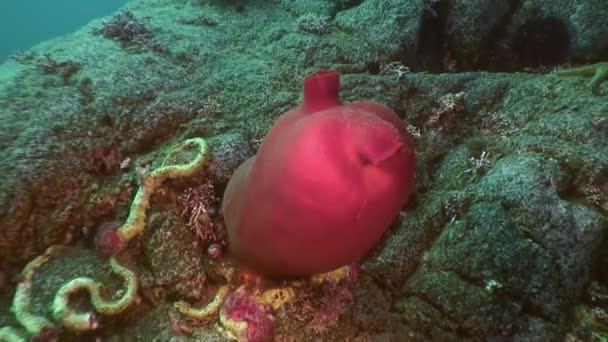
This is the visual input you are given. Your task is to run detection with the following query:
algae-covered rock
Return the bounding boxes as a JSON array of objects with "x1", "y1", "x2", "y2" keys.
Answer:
[{"x1": 0, "y1": 0, "x2": 607, "y2": 340}]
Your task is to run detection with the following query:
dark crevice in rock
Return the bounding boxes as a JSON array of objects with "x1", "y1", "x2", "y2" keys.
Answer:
[{"x1": 410, "y1": 0, "x2": 450, "y2": 72}]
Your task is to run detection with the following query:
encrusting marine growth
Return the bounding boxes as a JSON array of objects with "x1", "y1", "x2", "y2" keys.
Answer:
[
  {"x1": 95, "y1": 138, "x2": 210, "y2": 255},
  {"x1": 1, "y1": 138, "x2": 210, "y2": 341},
  {"x1": 1, "y1": 69, "x2": 413, "y2": 341},
  {"x1": 51, "y1": 256, "x2": 138, "y2": 331}
]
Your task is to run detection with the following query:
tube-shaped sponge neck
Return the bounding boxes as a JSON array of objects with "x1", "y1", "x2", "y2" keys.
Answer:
[{"x1": 302, "y1": 69, "x2": 341, "y2": 113}]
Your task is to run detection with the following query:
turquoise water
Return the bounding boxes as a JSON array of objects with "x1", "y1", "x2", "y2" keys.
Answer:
[{"x1": 0, "y1": 0, "x2": 126, "y2": 61}]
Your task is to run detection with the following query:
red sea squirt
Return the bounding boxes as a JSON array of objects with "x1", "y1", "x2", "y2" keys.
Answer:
[{"x1": 222, "y1": 70, "x2": 416, "y2": 276}]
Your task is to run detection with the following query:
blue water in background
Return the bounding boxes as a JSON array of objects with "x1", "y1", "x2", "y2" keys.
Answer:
[{"x1": 0, "y1": 0, "x2": 127, "y2": 62}]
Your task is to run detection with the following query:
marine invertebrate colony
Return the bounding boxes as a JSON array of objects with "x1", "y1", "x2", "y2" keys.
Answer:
[
  {"x1": 219, "y1": 287, "x2": 274, "y2": 341},
  {"x1": 223, "y1": 69, "x2": 416, "y2": 276},
  {"x1": 2, "y1": 138, "x2": 211, "y2": 341},
  {"x1": 177, "y1": 181, "x2": 222, "y2": 246},
  {"x1": 95, "y1": 138, "x2": 210, "y2": 256}
]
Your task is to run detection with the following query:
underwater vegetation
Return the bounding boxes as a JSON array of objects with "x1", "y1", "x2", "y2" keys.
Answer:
[
  {"x1": 93, "y1": 10, "x2": 151, "y2": 43},
  {"x1": 0, "y1": 0, "x2": 607, "y2": 341}
]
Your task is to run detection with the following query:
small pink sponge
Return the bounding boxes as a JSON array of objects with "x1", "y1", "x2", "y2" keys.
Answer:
[
  {"x1": 222, "y1": 70, "x2": 416, "y2": 276},
  {"x1": 94, "y1": 221, "x2": 124, "y2": 257}
]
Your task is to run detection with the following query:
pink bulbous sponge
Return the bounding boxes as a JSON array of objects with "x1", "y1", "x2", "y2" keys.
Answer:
[{"x1": 222, "y1": 69, "x2": 416, "y2": 276}]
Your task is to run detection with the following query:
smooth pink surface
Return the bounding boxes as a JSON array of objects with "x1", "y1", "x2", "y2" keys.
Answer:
[{"x1": 222, "y1": 70, "x2": 416, "y2": 276}]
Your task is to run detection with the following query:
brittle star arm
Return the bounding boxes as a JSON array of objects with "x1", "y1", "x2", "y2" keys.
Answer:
[{"x1": 555, "y1": 62, "x2": 608, "y2": 94}]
